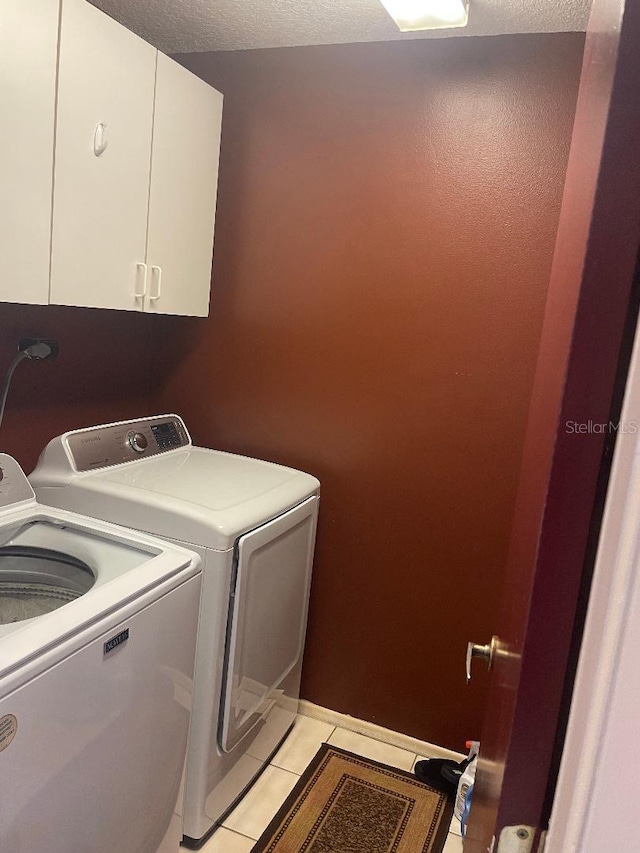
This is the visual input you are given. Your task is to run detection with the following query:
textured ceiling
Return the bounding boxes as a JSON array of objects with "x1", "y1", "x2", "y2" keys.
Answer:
[{"x1": 90, "y1": 0, "x2": 592, "y2": 54}]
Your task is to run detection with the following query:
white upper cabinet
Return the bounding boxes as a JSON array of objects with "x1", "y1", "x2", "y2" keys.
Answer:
[
  {"x1": 50, "y1": 0, "x2": 157, "y2": 311},
  {"x1": 0, "y1": 0, "x2": 58, "y2": 305},
  {"x1": 48, "y1": 0, "x2": 223, "y2": 316},
  {"x1": 145, "y1": 54, "x2": 223, "y2": 317}
]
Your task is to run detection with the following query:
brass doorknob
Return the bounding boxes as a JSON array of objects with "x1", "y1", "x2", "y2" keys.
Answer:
[{"x1": 466, "y1": 636, "x2": 498, "y2": 683}]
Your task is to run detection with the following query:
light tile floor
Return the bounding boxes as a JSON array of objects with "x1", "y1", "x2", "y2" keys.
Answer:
[{"x1": 182, "y1": 715, "x2": 464, "y2": 852}]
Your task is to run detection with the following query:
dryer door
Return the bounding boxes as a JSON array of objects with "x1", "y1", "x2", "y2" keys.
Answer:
[{"x1": 220, "y1": 496, "x2": 318, "y2": 753}]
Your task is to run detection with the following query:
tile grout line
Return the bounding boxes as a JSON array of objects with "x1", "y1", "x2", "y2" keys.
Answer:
[
  {"x1": 228, "y1": 827, "x2": 261, "y2": 843},
  {"x1": 273, "y1": 765, "x2": 302, "y2": 778}
]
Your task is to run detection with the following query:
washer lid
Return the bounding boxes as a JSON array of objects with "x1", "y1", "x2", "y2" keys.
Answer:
[
  {"x1": 37, "y1": 448, "x2": 320, "y2": 549},
  {"x1": 0, "y1": 509, "x2": 200, "y2": 686},
  {"x1": 0, "y1": 457, "x2": 201, "y2": 683}
]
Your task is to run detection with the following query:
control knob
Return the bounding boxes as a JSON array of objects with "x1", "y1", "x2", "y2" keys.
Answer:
[{"x1": 127, "y1": 431, "x2": 148, "y2": 453}]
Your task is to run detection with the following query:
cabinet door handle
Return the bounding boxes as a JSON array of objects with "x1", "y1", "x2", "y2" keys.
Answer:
[
  {"x1": 134, "y1": 262, "x2": 147, "y2": 300},
  {"x1": 149, "y1": 266, "x2": 162, "y2": 302},
  {"x1": 93, "y1": 122, "x2": 108, "y2": 157}
]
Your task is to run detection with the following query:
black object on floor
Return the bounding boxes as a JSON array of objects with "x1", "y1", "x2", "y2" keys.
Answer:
[{"x1": 414, "y1": 757, "x2": 469, "y2": 793}]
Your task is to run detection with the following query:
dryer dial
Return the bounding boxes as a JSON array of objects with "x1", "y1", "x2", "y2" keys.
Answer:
[{"x1": 127, "y1": 431, "x2": 148, "y2": 453}]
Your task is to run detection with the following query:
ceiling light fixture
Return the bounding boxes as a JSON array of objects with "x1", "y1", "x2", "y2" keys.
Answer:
[{"x1": 379, "y1": 0, "x2": 470, "y2": 31}]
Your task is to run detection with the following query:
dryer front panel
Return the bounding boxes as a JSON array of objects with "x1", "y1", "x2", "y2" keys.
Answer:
[{"x1": 220, "y1": 496, "x2": 318, "y2": 754}]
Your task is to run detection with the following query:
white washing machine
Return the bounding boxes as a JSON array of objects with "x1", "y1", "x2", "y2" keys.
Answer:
[
  {"x1": 30, "y1": 414, "x2": 320, "y2": 847},
  {"x1": 0, "y1": 452, "x2": 202, "y2": 853}
]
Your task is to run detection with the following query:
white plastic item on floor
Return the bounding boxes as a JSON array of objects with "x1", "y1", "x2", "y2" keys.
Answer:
[{"x1": 454, "y1": 740, "x2": 479, "y2": 823}]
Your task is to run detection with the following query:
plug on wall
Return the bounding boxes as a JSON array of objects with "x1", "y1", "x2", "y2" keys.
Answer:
[
  {"x1": 0, "y1": 337, "x2": 60, "y2": 429},
  {"x1": 18, "y1": 338, "x2": 59, "y2": 360}
]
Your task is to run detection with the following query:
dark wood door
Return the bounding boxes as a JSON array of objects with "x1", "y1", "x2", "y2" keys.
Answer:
[{"x1": 465, "y1": 0, "x2": 640, "y2": 849}]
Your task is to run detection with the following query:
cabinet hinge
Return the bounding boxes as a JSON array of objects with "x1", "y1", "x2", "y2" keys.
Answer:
[{"x1": 495, "y1": 825, "x2": 537, "y2": 853}]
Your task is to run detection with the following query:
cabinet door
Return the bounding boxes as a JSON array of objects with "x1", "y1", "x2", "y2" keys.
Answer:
[
  {"x1": 50, "y1": 0, "x2": 156, "y2": 311},
  {"x1": 145, "y1": 54, "x2": 223, "y2": 317},
  {"x1": 0, "y1": 0, "x2": 58, "y2": 305}
]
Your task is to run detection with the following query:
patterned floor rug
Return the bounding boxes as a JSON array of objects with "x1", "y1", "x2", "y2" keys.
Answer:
[{"x1": 252, "y1": 743, "x2": 454, "y2": 853}]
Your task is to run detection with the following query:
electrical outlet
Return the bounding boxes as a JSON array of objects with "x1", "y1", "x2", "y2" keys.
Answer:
[{"x1": 18, "y1": 338, "x2": 59, "y2": 359}]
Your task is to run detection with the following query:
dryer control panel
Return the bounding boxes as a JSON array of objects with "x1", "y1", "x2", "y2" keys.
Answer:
[{"x1": 65, "y1": 416, "x2": 191, "y2": 472}]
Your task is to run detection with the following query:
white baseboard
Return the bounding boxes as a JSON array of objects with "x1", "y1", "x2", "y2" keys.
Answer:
[{"x1": 298, "y1": 699, "x2": 466, "y2": 762}]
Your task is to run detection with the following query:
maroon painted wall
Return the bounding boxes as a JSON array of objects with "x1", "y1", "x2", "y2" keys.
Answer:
[{"x1": 152, "y1": 34, "x2": 585, "y2": 749}]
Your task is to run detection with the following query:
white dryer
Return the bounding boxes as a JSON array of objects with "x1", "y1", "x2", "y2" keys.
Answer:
[
  {"x1": 30, "y1": 415, "x2": 320, "y2": 847},
  {"x1": 0, "y1": 453, "x2": 202, "y2": 853}
]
